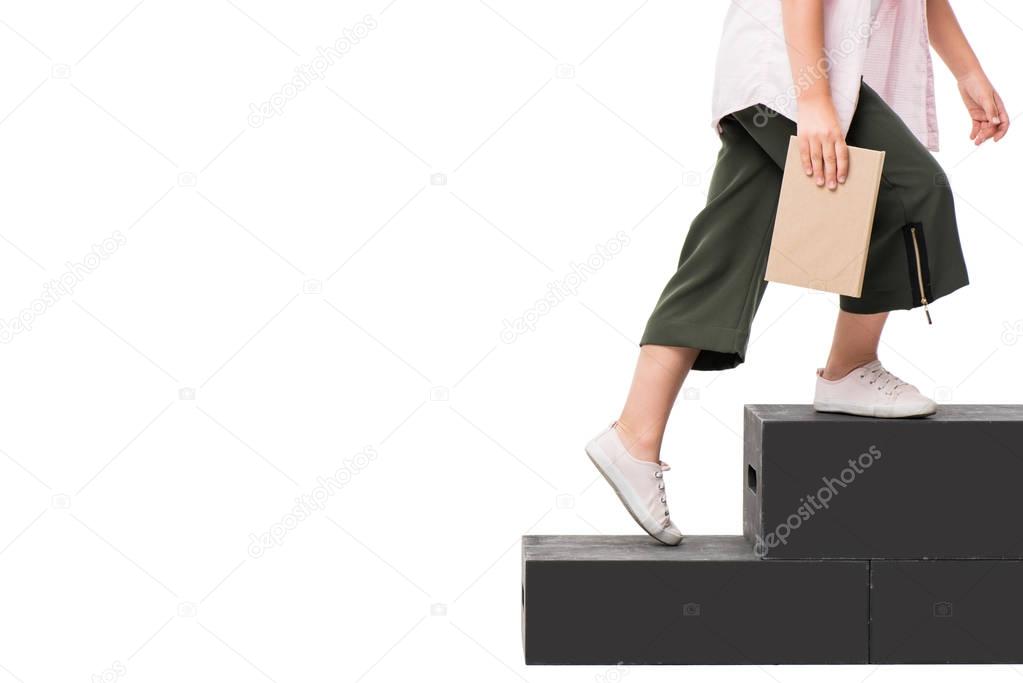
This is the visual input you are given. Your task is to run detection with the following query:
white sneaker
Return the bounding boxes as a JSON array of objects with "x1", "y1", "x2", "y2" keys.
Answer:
[
  {"x1": 585, "y1": 422, "x2": 683, "y2": 546},
  {"x1": 813, "y1": 360, "x2": 936, "y2": 418}
]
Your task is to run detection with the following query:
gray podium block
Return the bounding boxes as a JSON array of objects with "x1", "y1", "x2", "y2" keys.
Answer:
[
  {"x1": 743, "y1": 405, "x2": 1023, "y2": 559},
  {"x1": 522, "y1": 535, "x2": 868, "y2": 665},
  {"x1": 871, "y1": 560, "x2": 1023, "y2": 663}
]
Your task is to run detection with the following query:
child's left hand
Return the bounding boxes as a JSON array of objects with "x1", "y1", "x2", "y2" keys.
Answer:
[{"x1": 957, "y1": 71, "x2": 1009, "y2": 145}]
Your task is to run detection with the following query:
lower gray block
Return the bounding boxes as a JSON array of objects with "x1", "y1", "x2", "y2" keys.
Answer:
[
  {"x1": 871, "y1": 560, "x2": 1023, "y2": 663},
  {"x1": 523, "y1": 535, "x2": 868, "y2": 664}
]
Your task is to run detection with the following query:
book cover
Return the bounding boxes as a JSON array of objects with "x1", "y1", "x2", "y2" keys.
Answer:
[{"x1": 765, "y1": 136, "x2": 886, "y2": 297}]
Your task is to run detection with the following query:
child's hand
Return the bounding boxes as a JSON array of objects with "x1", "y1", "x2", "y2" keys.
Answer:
[
  {"x1": 796, "y1": 95, "x2": 848, "y2": 190},
  {"x1": 957, "y1": 71, "x2": 1009, "y2": 144}
]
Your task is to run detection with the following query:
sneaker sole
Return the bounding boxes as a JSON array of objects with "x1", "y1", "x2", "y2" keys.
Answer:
[
  {"x1": 813, "y1": 399, "x2": 936, "y2": 419},
  {"x1": 584, "y1": 439, "x2": 682, "y2": 546}
]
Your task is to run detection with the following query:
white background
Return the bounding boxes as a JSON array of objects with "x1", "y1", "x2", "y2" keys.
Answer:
[{"x1": 0, "y1": 1, "x2": 1020, "y2": 681}]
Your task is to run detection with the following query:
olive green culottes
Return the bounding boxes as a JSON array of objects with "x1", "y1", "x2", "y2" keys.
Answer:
[{"x1": 640, "y1": 82, "x2": 969, "y2": 371}]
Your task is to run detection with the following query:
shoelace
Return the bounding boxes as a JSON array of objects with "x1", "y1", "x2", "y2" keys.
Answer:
[
  {"x1": 861, "y1": 365, "x2": 909, "y2": 397},
  {"x1": 654, "y1": 462, "x2": 671, "y2": 527}
]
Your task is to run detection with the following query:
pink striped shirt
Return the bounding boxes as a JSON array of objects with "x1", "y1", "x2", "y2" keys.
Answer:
[{"x1": 712, "y1": 0, "x2": 939, "y2": 150}]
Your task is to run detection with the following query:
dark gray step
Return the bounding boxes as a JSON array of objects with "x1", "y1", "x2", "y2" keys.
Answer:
[
  {"x1": 743, "y1": 404, "x2": 1023, "y2": 559},
  {"x1": 522, "y1": 535, "x2": 868, "y2": 665},
  {"x1": 871, "y1": 560, "x2": 1023, "y2": 664}
]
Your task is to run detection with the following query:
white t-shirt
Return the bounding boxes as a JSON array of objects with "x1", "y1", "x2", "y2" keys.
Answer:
[{"x1": 711, "y1": 0, "x2": 939, "y2": 150}]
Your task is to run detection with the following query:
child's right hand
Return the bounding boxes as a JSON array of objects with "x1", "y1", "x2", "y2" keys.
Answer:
[{"x1": 797, "y1": 95, "x2": 849, "y2": 190}]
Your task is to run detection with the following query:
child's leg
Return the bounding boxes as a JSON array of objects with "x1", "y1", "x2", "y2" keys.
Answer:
[
  {"x1": 615, "y1": 345, "x2": 700, "y2": 463},
  {"x1": 639, "y1": 114, "x2": 786, "y2": 372},
  {"x1": 822, "y1": 311, "x2": 888, "y2": 380},
  {"x1": 617, "y1": 113, "x2": 785, "y2": 464}
]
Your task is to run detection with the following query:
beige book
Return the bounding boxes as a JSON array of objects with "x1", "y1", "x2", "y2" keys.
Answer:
[{"x1": 765, "y1": 136, "x2": 885, "y2": 298}]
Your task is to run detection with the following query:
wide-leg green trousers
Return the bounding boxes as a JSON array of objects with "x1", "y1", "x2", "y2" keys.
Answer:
[{"x1": 640, "y1": 82, "x2": 969, "y2": 371}]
